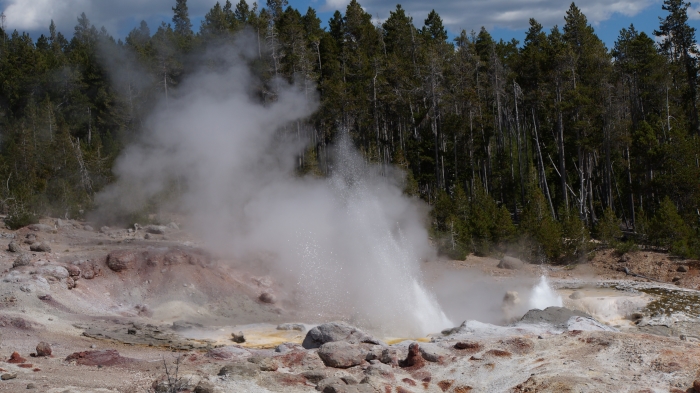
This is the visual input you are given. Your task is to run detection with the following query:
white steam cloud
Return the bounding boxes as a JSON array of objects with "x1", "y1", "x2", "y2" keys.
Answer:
[{"x1": 96, "y1": 33, "x2": 452, "y2": 337}]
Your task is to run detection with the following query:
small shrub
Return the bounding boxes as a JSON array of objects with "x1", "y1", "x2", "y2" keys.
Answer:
[{"x1": 4, "y1": 210, "x2": 39, "y2": 230}]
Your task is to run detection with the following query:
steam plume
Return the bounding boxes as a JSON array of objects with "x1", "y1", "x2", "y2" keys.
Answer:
[{"x1": 96, "y1": 33, "x2": 452, "y2": 336}]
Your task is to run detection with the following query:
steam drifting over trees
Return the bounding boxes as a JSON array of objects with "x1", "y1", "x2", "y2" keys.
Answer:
[{"x1": 0, "y1": 0, "x2": 699, "y2": 260}]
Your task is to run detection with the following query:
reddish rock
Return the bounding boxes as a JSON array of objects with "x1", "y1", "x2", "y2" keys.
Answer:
[
  {"x1": 401, "y1": 378, "x2": 416, "y2": 386},
  {"x1": 454, "y1": 341, "x2": 482, "y2": 353},
  {"x1": 65, "y1": 265, "x2": 81, "y2": 277},
  {"x1": 438, "y1": 380, "x2": 454, "y2": 392},
  {"x1": 18, "y1": 364, "x2": 33, "y2": 368},
  {"x1": 106, "y1": 250, "x2": 141, "y2": 272},
  {"x1": 694, "y1": 380, "x2": 700, "y2": 393},
  {"x1": 400, "y1": 342, "x2": 424, "y2": 368},
  {"x1": 65, "y1": 350, "x2": 129, "y2": 366},
  {"x1": 36, "y1": 342, "x2": 51, "y2": 357},
  {"x1": 484, "y1": 349, "x2": 512, "y2": 358},
  {"x1": 501, "y1": 337, "x2": 534, "y2": 355},
  {"x1": 8, "y1": 352, "x2": 26, "y2": 363}
]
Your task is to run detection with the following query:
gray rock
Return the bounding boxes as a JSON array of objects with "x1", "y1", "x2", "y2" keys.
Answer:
[
  {"x1": 231, "y1": 331, "x2": 245, "y2": 343},
  {"x1": 302, "y1": 322, "x2": 382, "y2": 349},
  {"x1": 145, "y1": 225, "x2": 168, "y2": 234},
  {"x1": 218, "y1": 362, "x2": 259, "y2": 377},
  {"x1": 259, "y1": 292, "x2": 276, "y2": 304},
  {"x1": 30, "y1": 242, "x2": 52, "y2": 252},
  {"x1": 301, "y1": 370, "x2": 332, "y2": 383},
  {"x1": 418, "y1": 342, "x2": 450, "y2": 362},
  {"x1": 36, "y1": 341, "x2": 52, "y2": 356},
  {"x1": 519, "y1": 307, "x2": 592, "y2": 329},
  {"x1": 1, "y1": 373, "x2": 16, "y2": 380},
  {"x1": 13, "y1": 254, "x2": 32, "y2": 268},
  {"x1": 316, "y1": 377, "x2": 346, "y2": 392},
  {"x1": 277, "y1": 323, "x2": 306, "y2": 331},
  {"x1": 275, "y1": 342, "x2": 304, "y2": 353},
  {"x1": 83, "y1": 225, "x2": 94, "y2": 231},
  {"x1": 497, "y1": 256, "x2": 524, "y2": 270},
  {"x1": 194, "y1": 381, "x2": 215, "y2": 393},
  {"x1": 569, "y1": 291, "x2": 585, "y2": 300},
  {"x1": 56, "y1": 219, "x2": 72, "y2": 229},
  {"x1": 7, "y1": 241, "x2": 20, "y2": 252},
  {"x1": 99, "y1": 226, "x2": 110, "y2": 233},
  {"x1": 19, "y1": 284, "x2": 33, "y2": 293},
  {"x1": 364, "y1": 362, "x2": 394, "y2": 378},
  {"x1": 106, "y1": 250, "x2": 140, "y2": 272},
  {"x1": 317, "y1": 341, "x2": 366, "y2": 368},
  {"x1": 38, "y1": 265, "x2": 69, "y2": 280},
  {"x1": 28, "y1": 224, "x2": 53, "y2": 232},
  {"x1": 27, "y1": 383, "x2": 36, "y2": 389},
  {"x1": 168, "y1": 222, "x2": 180, "y2": 230},
  {"x1": 677, "y1": 265, "x2": 689, "y2": 273},
  {"x1": 247, "y1": 355, "x2": 278, "y2": 371}
]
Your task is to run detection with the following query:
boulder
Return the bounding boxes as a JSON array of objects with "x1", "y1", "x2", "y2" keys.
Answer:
[
  {"x1": 218, "y1": 362, "x2": 259, "y2": 377},
  {"x1": 83, "y1": 225, "x2": 94, "y2": 231},
  {"x1": 231, "y1": 331, "x2": 245, "y2": 343},
  {"x1": 8, "y1": 352, "x2": 26, "y2": 363},
  {"x1": 317, "y1": 341, "x2": 366, "y2": 368},
  {"x1": 275, "y1": 342, "x2": 303, "y2": 353},
  {"x1": 65, "y1": 265, "x2": 81, "y2": 277},
  {"x1": 418, "y1": 343, "x2": 450, "y2": 362},
  {"x1": 302, "y1": 322, "x2": 381, "y2": 349},
  {"x1": 37, "y1": 265, "x2": 69, "y2": 280},
  {"x1": 569, "y1": 291, "x2": 584, "y2": 300},
  {"x1": 28, "y1": 224, "x2": 52, "y2": 232},
  {"x1": 519, "y1": 307, "x2": 591, "y2": 329},
  {"x1": 7, "y1": 241, "x2": 20, "y2": 252},
  {"x1": 106, "y1": 249, "x2": 141, "y2": 272},
  {"x1": 23, "y1": 233, "x2": 36, "y2": 244},
  {"x1": 247, "y1": 355, "x2": 279, "y2": 371},
  {"x1": 36, "y1": 342, "x2": 51, "y2": 356},
  {"x1": 399, "y1": 342, "x2": 424, "y2": 368},
  {"x1": 29, "y1": 242, "x2": 51, "y2": 252},
  {"x1": 145, "y1": 225, "x2": 168, "y2": 234},
  {"x1": 259, "y1": 292, "x2": 276, "y2": 304},
  {"x1": 65, "y1": 350, "x2": 129, "y2": 366},
  {"x1": 677, "y1": 265, "x2": 689, "y2": 273},
  {"x1": 0, "y1": 373, "x2": 16, "y2": 380},
  {"x1": 12, "y1": 254, "x2": 31, "y2": 268},
  {"x1": 497, "y1": 256, "x2": 524, "y2": 270},
  {"x1": 194, "y1": 381, "x2": 215, "y2": 393}
]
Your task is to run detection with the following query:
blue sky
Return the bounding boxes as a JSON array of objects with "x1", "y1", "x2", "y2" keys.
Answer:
[{"x1": 1, "y1": 0, "x2": 699, "y2": 48}]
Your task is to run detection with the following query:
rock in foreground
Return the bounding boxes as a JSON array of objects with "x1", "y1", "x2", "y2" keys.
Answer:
[{"x1": 302, "y1": 322, "x2": 382, "y2": 349}]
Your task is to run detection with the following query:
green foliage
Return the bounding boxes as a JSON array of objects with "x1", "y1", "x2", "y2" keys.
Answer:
[
  {"x1": 521, "y1": 183, "x2": 562, "y2": 261},
  {"x1": 4, "y1": 207, "x2": 39, "y2": 230},
  {"x1": 596, "y1": 206, "x2": 623, "y2": 248},
  {"x1": 649, "y1": 197, "x2": 693, "y2": 256},
  {"x1": 560, "y1": 208, "x2": 591, "y2": 260}
]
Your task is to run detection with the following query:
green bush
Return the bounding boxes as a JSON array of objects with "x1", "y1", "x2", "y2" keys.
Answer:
[
  {"x1": 596, "y1": 206, "x2": 622, "y2": 247},
  {"x1": 5, "y1": 210, "x2": 39, "y2": 230}
]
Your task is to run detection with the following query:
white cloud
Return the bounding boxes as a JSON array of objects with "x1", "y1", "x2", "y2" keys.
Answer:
[
  {"x1": 326, "y1": 0, "x2": 657, "y2": 32},
  {"x1": 0, "y1": 0, "x2": 218, "y2": 37}
]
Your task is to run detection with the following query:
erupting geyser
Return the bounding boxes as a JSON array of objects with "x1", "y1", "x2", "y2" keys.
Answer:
[
  {"x1": 529, "y1": 275, "x2": 563, "y2": 310},
  {"x1": 96, "y1": 36, "x2": 452, "y2": 337}
]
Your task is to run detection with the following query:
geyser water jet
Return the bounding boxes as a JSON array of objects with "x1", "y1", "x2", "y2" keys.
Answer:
[
  {"x1": 529, "y1": 275, "x2": 563, "y2": 310},
  {"x1": 95, "y1": 36, "x2": 452, "y2": 337}
]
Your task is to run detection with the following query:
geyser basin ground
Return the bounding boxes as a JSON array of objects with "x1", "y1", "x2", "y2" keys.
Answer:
[{"x1": 3, "y1": 219, "x2": 700, "y2": 392}]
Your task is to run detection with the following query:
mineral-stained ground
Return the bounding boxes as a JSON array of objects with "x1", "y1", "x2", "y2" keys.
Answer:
[{"x1": 0, "y1": 218, "x2": 699, "y2": 393}]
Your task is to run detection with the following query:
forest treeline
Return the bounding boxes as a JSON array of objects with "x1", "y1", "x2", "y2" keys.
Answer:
[{"x1": 0, "y1": 0, "x2": 698, "y2": 261}]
